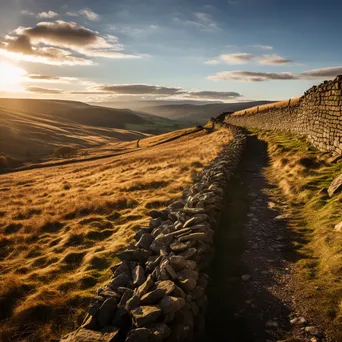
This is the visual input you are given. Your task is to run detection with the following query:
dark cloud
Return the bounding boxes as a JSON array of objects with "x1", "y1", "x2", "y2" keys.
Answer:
[
  {"x1": 6, "y1": 35, "x2": 33, "y2": 54},
  {"x1": 185, "y1": 91, "x2": 241, "y2": 99},
  {"x1": 18, "y1": 21, "x2": 102, "y2": 48},
  {"x1": 208, "y1": 71, "x2": 298, "y2": 82},
  {"x1": 28, "y1": 74, "x2": 60, "y2": 80},
  {"x1": 99, "y1": 84, "x2": 182, "y2": 95},
  {"x1": 26, "y1": 86, "x2": 64, "y2": 94},
  {"x1": 97, "y1": 84, "x2": 241, "y2": 99},
  {"x1": 300, "y1": 67, "x2": 342, "y2": 78},
  {"x1": 0, "y1": 21, "x2": 138, "y2": 64}
]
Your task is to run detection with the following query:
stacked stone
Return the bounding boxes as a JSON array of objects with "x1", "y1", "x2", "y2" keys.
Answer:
[
  {"x1": 227, "y1": 76, "x2": 342, "y2": 156},
  {"x1": 60, "y1": 125, "x2": 246, "y2": 342}
]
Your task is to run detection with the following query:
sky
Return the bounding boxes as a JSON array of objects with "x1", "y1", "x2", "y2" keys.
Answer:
[{"x1": 0, "y1": 0, "x2": 342, "y2": 104}]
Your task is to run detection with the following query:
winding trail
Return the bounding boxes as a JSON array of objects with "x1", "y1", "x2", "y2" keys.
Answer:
[{"x1": 203, "y1": 134, "x2": 324, "y2": 342}]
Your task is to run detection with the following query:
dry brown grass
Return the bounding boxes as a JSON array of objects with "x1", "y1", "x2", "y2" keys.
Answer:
[
  {"x1": 233, "y1": 97, "x2": 301, "y2": 116},
  {"x1": 0, "y1": 126, "x2": 232, "y2": 341}
]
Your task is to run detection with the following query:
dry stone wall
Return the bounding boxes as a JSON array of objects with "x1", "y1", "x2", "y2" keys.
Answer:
[
  {"x1": 227, "y1": 76, "x2": 342, "y2": 155},
  {"x1": 60, "y1": 125, "x2": 246, "y2": 342}
]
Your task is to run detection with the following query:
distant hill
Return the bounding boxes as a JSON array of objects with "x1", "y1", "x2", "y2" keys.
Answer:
[
  {"x1": 140, "y1": 101, "x2": 276, "y2": 124},
  {"x1": 0, "y1": 98, "x2": 182, "y2": 161}
]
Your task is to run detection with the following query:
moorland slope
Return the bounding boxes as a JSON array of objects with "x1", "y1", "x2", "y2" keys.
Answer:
[
  {"x1": 0, "y1": 124, "x2": 232, "y2": 342},
  {"x1": 0, "y1": 99, "x2": 182, "y2": 162}
]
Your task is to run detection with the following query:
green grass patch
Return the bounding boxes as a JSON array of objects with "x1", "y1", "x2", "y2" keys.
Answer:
[{"x1": 255, "y1": 129, "x2": 342, "y2": 338}]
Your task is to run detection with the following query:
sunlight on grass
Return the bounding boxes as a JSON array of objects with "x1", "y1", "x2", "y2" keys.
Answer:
[{"x1": 0, "y1": 126, "x2": 232, "y2": 341}]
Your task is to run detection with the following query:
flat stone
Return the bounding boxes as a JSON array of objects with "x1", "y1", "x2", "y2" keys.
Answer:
[
  {"x1": 150, "y1": 234, "x2": 174, "y2": 252},
  {"x1": 119, "y1": 289, "x2": 133, "y2": 306},
  {"x1": 117, "y1": 249, "x2": 137, "y2": 262},
  {"x1": 125, "y1": 328, "x2": 150, "y2": 342},
  {"x1": 131, "y1": 306, "x2": 162, "y2": 327},
  {"x1": 111, "y1": 273, "x2": 130, "y2": 290},
  {"x1": 156, "y1": 280, "x2": 176, "y2": 295},
  {"x1": 132, "y1": 265, "x2": 146, "y2": 287},
  {"x1": 60, "y1": 328, "x2": 120, "y2": 342},
  {"x1": 125, "y1": 294, "x2": 140, "y2": 311},
  {"x1": 97, "y1": 298, "x2": 117, "y2": 327},
  {"x1": 328, "y1": 173, "x2": 342, "y2": 197},
  {"x1": 178, "y1": 277, "x2": 196, "y2": 293},
  {"x1": 170, "y1": 255, "x2": 187, "y2": 271},
  {"x1": 136, "y1": 233, "x2": 154, "y2": 250},
  {"x1": 179, "y1": 247, "x2": 197, "y2": 260},
  {"x1": 170, "y1": 241, "x2": 188, "y2": 252},
  {"x1": 140, "y1": 289, "x2": 165, "y2": 305},
  {"x1": 241, "y1": 274, "x2": 251, "y2": 281},
  {"x1": 112, "y1": 261, "x2": 130, "y2": 277},
  {"x1": 159, "y1": 296, "x2": 185, "y2": 314},
  {"x1": 183, "y1": 217, "x2": 204, "y2": 228}
]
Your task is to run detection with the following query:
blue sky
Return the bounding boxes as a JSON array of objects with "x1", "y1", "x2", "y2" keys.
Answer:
[{"x1": 0, "y1": 0, "x2": 341, "y2": 103}]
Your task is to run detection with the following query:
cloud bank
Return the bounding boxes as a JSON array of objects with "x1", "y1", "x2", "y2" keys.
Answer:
[
  {"x1": 206, "y1": 52, "x2": 292, "y2": 66},
  {"x1": 0, "y1": 21, "x2": 140, "y2": 65},
  {"x1": 208, "y1": 66, "x2": 342, "y2": 82}
]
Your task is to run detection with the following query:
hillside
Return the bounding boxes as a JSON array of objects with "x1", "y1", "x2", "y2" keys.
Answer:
[
  {"x1": 0, "y1": 125, "x2": 233, "y2": 342},
  {"x1": 141, "y1": 101, "x2": 275, "y2": 124},
  {"x1": 0, "y1": 99, "x2": 182, "y2": 162}
]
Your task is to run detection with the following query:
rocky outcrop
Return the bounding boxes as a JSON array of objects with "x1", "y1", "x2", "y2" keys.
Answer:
[
  {"x1": 227, "y1": 76, "x2": 342, "y2": 156},
  {"x1": 60, "y1": 125, "x2": 246, "y2": 342}
]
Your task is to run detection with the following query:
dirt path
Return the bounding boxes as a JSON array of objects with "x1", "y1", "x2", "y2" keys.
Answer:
[{"x1": 203, "y1": 134, "x2": 326, "y2": 342}]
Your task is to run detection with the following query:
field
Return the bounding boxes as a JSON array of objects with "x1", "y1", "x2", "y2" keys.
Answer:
[
  {"x1": 0, "y1": 98, "x2": 182, "y2": 165},
  {"x1": 0, "y1": 125, "x2": 232, "y2": 341}
]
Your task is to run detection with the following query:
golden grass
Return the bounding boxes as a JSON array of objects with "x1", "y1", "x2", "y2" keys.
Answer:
[
  {"x1": 255, "y1": 130, "x2": 342, "y2": 339},
  {"x1": 0, "y1": 126, "x2": 232, "y2": 341},
  {"x1": 232, "y1": 97, "x2": 301, "y2": 116}
]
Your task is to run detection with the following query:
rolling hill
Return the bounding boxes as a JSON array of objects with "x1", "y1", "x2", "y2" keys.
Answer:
[
  {"x1": 140, "y1": 101, "x2": 276, "y2": 124},
  {"x1": 0, "y1": 125, "x2": 233, "y2": 342},
  {"x1": 0, "y1": 99, "x2": 183, "y2": 162}
]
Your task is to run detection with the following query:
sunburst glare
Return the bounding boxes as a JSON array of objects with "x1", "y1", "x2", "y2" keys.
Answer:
[{"x1": 0, "y1": 60, "x2": 26, "y2": 91}]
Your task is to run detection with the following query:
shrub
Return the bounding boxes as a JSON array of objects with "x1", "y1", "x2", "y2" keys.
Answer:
[
  {"x1": 0, "y1": 156, "x2": 8, "y2": 169},
  {"x1": 54, "y1": 146, "x2": 77, "y2": 158}
]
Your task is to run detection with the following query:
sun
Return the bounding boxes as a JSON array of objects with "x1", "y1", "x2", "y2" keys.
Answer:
[{"x1": 0, "y1": 61, "x2": 27, "y2": 92}]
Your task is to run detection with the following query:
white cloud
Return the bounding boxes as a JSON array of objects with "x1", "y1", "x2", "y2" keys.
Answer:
[
  {"x1": 175, "y1": 12, "x2": 219, "y2": 32},
  {"x1": 300, "y1": 66, "x2": 342, "y2": 79},
  {"x1": 21, "y1": 10, "x2": 35, "y2": 16},
  {"x1": 79, "y1": 8, "x2": 99, "y2": 21},
  {"x1": 220, "y1": 53, "x2": 256, "y2": 64},
  {"x1": 208, "y1": 67, "x2": 342, "y2": 82},
  {"x1": 208, "y1": 70, "x2": 298, "y2": 82},
  {"x1": 66, "y1": 8, "x2": 99, "y2": 21},
  {"x1": 66, "y1": 11, "x2": 78, "y2": 17},
  {"x1": 259, "y1": 54, "x2": 292, "y2": 65},
  {"x1": 250, "y1": 44, "x2": 273, "y2": 50},
  {"x1": 205, "y1": 52, "x2": 292, "y2": 65},
  {"x1": 37, "y1": 11, "x2": 58, "y2": 19},
  {"x1": 204, "y1": 59, "x2": 220, "y2": 65}
]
